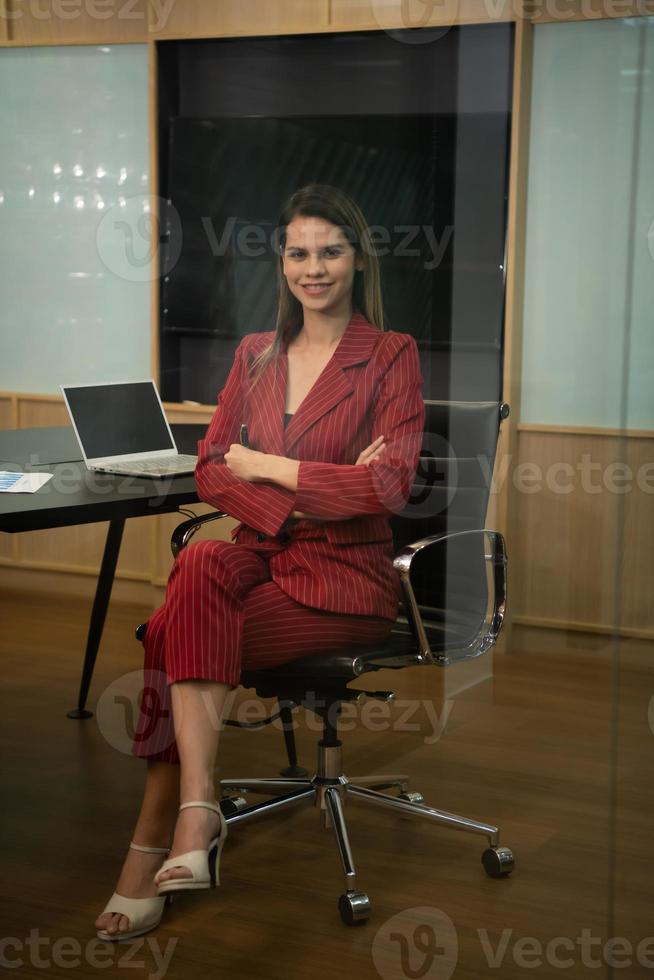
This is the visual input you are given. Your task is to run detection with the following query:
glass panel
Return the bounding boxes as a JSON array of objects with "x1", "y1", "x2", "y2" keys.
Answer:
[
  {"x1": 613, "y1": 16, "x2": 654, "y2": 969},
  {"x1": 522, "y1": 22, "x2": 644, "y2": 429},
  {"x1": 0, "y1": 44, "x2": 150, "y2": 394},
  {"x1": 517, "y1": 18, "x2": 653, "y2": 977}
]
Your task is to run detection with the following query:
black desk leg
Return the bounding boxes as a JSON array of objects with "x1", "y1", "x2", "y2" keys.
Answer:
[{"x1": 67, "y1": 518, "x2": 125, "y2": 719}]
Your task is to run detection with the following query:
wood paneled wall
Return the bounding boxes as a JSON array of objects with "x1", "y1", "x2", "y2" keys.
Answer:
[
  {"x1": 0, "y1": 395, "x2": 16, "y2": 429},
  {"x1": 510, "y1": 427, "x2": 654, "y2": 639},
  {"x1": 151, "y1": 0, "x2": 330, "y2": 39},
  {"x1": 0, "y1": 0, "x2": 515, "y2": 47},
  {"x1": 2, "y1": 0, "x2": 149, "y2": 44},
  {"x1": 329, "y1": 0, "x2": 513, "y2": 28},
  {"x1": 1, "y1": 0, "x2": 645, "y2": 49}
]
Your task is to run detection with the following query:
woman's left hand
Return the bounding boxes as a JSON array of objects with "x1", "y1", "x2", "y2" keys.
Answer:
[{"x1": 224, "y1": 443, "x2": 271, "y2": 483}]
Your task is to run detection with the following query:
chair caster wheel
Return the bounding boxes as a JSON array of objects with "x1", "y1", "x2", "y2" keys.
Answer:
[
  {"x1": 398, "y1": 791, "x2": 424, "y2": 805},
  {"x1": 338, "y1": 891, "x2": 371, "y2": 926},
  {"x1": 482, "y1": 846, "x2": 515, "y2": 878},
  {"x1": 219, "y1": 796, "x2": 248, "y2": 817}
]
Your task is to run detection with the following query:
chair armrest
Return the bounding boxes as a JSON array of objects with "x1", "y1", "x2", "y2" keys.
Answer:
[
  {"x1": 393, "y1": 529, "x2": 508, "y2": 666},
  {"x1": 171, "y1": 511, "x2": 229, "y2": 558}
]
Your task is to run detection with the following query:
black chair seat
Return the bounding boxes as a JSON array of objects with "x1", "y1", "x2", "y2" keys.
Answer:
[
  {"x1": 240, "y1": 627, "x2": 418, "y2": 692},
  {"x1": 240, "y1": 610, "x2": 485, "y2": 694}
]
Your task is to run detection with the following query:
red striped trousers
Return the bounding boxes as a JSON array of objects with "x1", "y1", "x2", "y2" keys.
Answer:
[{"x1": 131, "y1": 538, "x2": 394, "y2": 763}]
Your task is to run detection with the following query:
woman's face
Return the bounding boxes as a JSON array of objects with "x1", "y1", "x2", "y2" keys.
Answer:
[{"x1": 282, "y1": 215, "x2": 363, "y2": 320}]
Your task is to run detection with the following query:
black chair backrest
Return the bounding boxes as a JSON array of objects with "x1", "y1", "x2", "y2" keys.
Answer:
[{"x1": 389, "y1": 400, "x2": 506, "y2": 643}]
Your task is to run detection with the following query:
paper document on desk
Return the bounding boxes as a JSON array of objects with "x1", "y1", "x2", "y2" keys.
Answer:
[{"x1": 0, "y1": 471, "x2": 53, "y2": 493}]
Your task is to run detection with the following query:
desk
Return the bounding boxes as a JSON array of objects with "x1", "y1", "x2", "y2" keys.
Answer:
[{"x1": 0, "y1": 425, "x2": 203, "y2": 718}]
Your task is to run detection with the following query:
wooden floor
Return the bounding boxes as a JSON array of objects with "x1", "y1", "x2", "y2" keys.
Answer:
[{"x1": 0, "y1": 590, "x2": 651, "y2": 980}]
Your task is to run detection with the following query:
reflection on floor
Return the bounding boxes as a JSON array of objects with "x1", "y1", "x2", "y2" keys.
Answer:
[{"x1": 0, "y1": 592, "x2": 651, "y2": 980}]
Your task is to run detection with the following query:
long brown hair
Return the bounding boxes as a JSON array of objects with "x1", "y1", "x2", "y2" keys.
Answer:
[{"x1": 246, "y1": 184, "x2": 385, "y2": 393}]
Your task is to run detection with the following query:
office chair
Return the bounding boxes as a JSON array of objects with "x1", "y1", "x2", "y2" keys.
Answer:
[{"x1": 161, "y1": 399, "x2": 513, "y2": 925}]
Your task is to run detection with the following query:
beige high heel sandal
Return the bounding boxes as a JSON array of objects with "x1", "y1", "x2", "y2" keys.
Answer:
[
  {"x1": 154, "y1": 801, "x2": 228, "y2": 896},
  {"x1": 96, "y1": 842, "x2": 172, "y2": 943}
]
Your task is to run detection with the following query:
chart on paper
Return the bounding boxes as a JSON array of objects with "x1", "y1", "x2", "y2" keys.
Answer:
[{"x1": 0, "y1": 471, "x2": 53, "y2": 493}]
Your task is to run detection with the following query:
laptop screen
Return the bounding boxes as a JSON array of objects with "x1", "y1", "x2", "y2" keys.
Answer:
[{"x1": 63, "y1": 382, "x2": 175, "y2": 459}]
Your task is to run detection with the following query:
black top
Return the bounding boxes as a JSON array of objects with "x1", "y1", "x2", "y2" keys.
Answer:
[{"x1": 283, "y1": 412, "x2": 293, "y2": 428}]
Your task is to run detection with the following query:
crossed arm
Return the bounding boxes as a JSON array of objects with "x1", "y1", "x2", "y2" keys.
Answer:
[
  {"x1": 223, "y1": 436, "x2": 388, "y2": 521},
  {"x1": 194, "y1": 334, "x2": 425, "y2": 536}
]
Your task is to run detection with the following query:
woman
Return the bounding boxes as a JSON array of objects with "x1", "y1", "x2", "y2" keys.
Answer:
[{"x1": 95, "y1": 184, "x2": 425, "y2": 940}]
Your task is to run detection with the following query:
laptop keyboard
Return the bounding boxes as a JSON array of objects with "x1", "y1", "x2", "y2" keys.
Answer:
[{"x1": 121, "y1": 455, "x2": 198, "y2": 474}]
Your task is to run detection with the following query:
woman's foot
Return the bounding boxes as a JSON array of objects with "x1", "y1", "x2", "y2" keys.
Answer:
[
  {"x1": 155, "y1": 800, "x2": 224, "y2": 887},
  {"x1": 95, "y1": 844, "x2": 169, "y2": 938}
]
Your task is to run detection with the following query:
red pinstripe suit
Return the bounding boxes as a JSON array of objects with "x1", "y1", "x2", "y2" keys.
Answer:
[{"x1": 132, "y1": 312, "x2": 424, "y2": 762}]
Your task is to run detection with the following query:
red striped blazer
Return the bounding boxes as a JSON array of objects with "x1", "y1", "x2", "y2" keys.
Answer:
[{"x1": 195, "y1": 311, "x2": 425, "y2": 620}]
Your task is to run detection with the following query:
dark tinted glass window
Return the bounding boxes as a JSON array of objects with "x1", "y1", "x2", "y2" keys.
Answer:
[{"x1": 158, "y1": 26, "x2": 513, "y2": 404}]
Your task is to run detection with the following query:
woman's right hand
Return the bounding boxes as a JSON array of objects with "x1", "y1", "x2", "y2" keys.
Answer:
[{"x1": 355, "y1": 435, "x2": 386, "y2": 466}]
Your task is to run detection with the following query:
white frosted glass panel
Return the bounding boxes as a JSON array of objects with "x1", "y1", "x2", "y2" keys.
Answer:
[
  {"x1": 521, "y1": 21, "x2": 654, "y2": 429},
  {"x1": 0, "y1": 45, "x2": 151, "y2": 395}
]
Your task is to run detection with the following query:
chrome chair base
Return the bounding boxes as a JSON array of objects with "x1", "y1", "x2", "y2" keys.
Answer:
[{"x1": 219, "y1": 740, "x2": 514, "y2": 925}]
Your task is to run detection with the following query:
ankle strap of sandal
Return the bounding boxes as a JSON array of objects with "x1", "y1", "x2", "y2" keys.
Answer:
[
  {"x1": 179, "y1": 800, "x2": 222, "y2": 816},
  {"x1": 129, "y1": 841, "x2": 170, "y2": 854}
]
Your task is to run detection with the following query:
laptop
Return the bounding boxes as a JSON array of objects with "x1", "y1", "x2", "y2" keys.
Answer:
[{"x1": 61, "y1": 380, "x2": 198, "y2": 478}]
